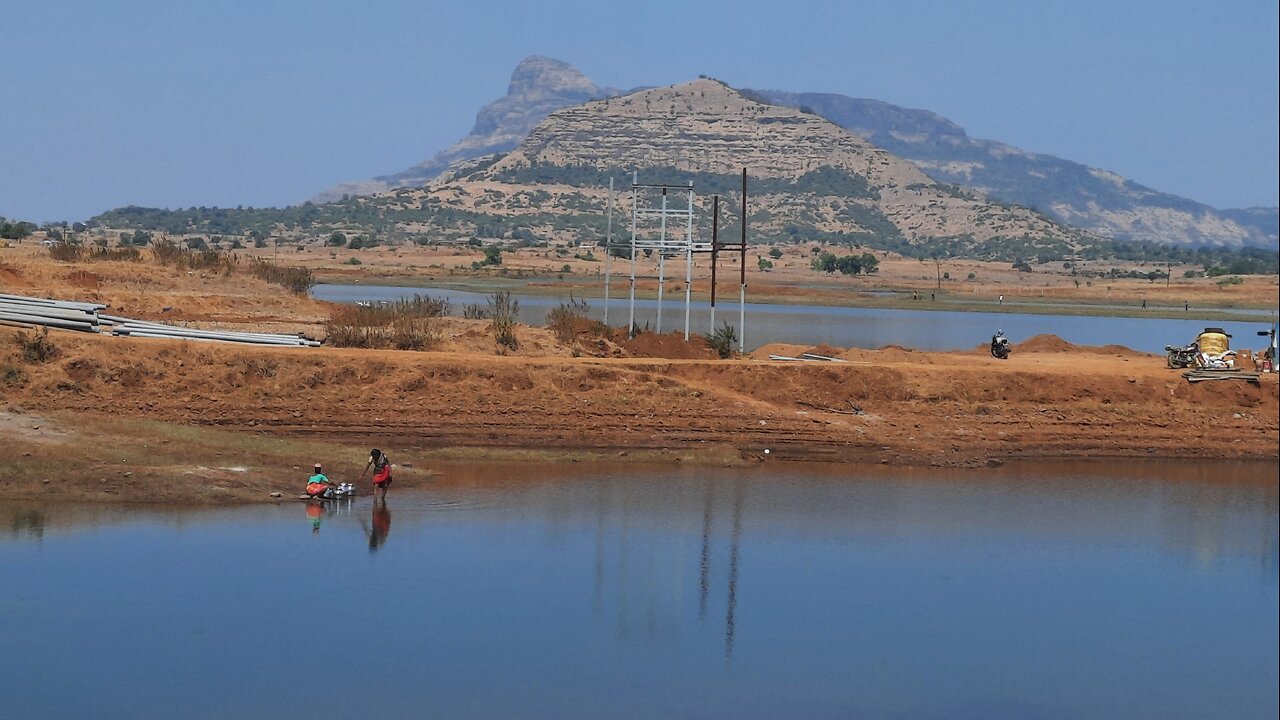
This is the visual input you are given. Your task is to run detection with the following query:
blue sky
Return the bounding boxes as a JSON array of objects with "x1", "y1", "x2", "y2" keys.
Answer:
[{"x1": 3, "y1": 0, "x2": 1277, "y2": 222}]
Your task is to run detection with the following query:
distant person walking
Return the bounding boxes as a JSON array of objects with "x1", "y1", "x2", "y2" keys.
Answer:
[
  {"x1": 1185, "y1": 300, "x2": 1189, "y2": 312},
  {"x1": 998, "y1": 294, "x2": 1004, "y2": 305},
  {"x1": 359, "y1": 448, "x2": 393, "y2": 501}
]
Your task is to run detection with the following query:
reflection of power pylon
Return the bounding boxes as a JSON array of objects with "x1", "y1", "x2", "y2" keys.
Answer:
[
  {"x1": 725, "y1": 478, "x2": 745, "y2": 658},
  {"x1": 699, "y1": 482, "x2": 715, "y2": 620}
]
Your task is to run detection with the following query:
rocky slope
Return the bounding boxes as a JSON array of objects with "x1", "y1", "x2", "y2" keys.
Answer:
[
  {"x1": 749, "y1": 90, "x2": 1279, "y2": 250},
  {"x1": 313, "y1": 56, "x2": 617, "y2": 202},
  {"x1": 318, "y1": 56, "x2": 1274, "y2": 250},
  {"x1": 404, "y1": 79, "x2": 1089, "y2": 257}
]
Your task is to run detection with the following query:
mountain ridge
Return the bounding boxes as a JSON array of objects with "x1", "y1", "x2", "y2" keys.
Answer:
[{"x1": 315, "y1": 56, "x2": 1275, "y2": 250}]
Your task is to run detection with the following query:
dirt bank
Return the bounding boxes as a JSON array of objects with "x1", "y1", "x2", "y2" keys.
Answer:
[
  {"x1": 2, "y1": 326, "x2": 1275, "y2": 505},
  {"x1": 3, "y1": 248, "x2": 1276, "y2": 505}
]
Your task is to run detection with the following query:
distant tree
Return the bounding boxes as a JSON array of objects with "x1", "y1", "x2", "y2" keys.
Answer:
[
  {"x1": 757, "y1": 256, "x2": 774, "y2": 271},
  {"x1": 768, "y1": 247, "x2": 783, "y2": 259},
  {"x1": 327, "y1": 232, "x2": 347, "y2": 247}
]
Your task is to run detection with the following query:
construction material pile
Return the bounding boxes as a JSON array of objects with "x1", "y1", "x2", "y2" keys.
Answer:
[
  {"x1": 1181, "y1": 368, "x2": 1261, "y2": 386},
  {"x1": 1, "y1": 293, "x2": 105, "y2": 332},
  {"x1": 0, "y1": 293, "x2": 319, "y2": 348}
]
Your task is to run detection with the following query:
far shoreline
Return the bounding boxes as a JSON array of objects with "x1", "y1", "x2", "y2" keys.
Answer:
[{"x1": 314, "y1": 273, "x2": 1277, "y2": 324}]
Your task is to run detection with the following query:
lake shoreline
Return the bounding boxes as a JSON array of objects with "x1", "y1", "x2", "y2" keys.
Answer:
[{"x1": 4, "y1": 329, "x2": 1276, "y2": 506}]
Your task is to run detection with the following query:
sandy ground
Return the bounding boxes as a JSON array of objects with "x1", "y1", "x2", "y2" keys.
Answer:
[{"x1": 2, "y1": 245, "x2": 1276, "y2": 505}]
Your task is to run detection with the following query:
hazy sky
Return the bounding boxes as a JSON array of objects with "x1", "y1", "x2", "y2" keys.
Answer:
[{"x1": 4, "y1": 0, "x2": 1277, "y2": 222}]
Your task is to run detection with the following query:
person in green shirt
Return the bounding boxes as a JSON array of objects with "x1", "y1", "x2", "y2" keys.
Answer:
[{"x1": 306, "y1": 463, "x2": 335, "y2": 498}]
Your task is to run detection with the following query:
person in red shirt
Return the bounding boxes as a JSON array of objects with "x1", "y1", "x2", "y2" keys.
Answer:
[{"x1": 359, "y1": 448, "x2": 393, "y2": 502}]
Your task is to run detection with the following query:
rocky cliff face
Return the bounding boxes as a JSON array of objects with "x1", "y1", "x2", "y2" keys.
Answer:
[
  {"x1": 754, "y1": 90, "x2": 1278, "y2": 250},
  {"x1": 411, "y1": 79, "x2": 1087, "y2": 256},
  {"x1": 313, "y1": 56, "x2": 616, "y2": 202},
  {"x1": 315, "y1": 56, "x2": 1275, "y2": 252}
]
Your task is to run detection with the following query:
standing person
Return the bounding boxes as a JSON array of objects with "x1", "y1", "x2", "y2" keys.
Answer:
[
  {"x1": 998, "y1": 294, "x2": 1004, "y2": 305},
  {"x1": 359, "y1": 449, "x2": 393, "y2": 501}
]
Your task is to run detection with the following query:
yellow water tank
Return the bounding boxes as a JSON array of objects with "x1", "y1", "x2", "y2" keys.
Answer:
[{"x1": 1197, "y1": 328, "x2": 1231, "y2": 355}]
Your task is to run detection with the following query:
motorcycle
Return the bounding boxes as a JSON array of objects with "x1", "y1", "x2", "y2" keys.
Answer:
[
  {"x1": 990, "y1": 331, "x2": 1010, "y2": 360},
  {"x1": 1165, "y1": 341, "x2": 1198, "y2": 369}
]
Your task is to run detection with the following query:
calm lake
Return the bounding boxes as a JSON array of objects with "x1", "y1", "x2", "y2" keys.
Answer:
[
  {"x1": 2, "y1": 460, "x2": 1276, "y2": 719},
  {"x1": 313, "y1": 283, "x2": 1277, "y2": 354}
]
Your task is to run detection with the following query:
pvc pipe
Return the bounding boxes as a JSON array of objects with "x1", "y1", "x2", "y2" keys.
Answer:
[
  {"x1": 0, "y1": 293, "x2": 105, "y2": 312},
  {"x1": 0, "y1": 303, "x2": 102, "y2": 323},
  {"x1": 113, "y1": 324, "x2": 314, "y2": 342},
  {"x1": 0, "y1": 312, "x2": 100, "y2": 332}
]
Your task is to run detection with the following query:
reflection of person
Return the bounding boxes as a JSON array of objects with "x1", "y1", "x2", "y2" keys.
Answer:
[
  {"x1": 306, "y1": 502, "x2": 323, "y2": 534},
  {"x1": 367, "y1": 503, "x2": 392, "y2": 551},
  {"x1": 359, "y1": 449, "x2": 393, "y2": 501}
]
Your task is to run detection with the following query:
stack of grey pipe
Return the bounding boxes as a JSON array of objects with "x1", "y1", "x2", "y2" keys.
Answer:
[
  {"x1": 0, "y1": 293, "x2": 105, "y2": 332},
  {"x1": 0, "y1": 292, "x2": 319, "y2": 347}
]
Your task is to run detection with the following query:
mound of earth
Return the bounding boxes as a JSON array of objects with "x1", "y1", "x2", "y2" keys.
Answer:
[
  {"x1": 620, "y1": 331, "x2": 718, "y2": 359},
  {"x1": 1014, "y1": 334, "x2": 1148, "y2": 357},
  {"x1": 1016, "y1": 334, "x2": 1075, "y2": 353}
]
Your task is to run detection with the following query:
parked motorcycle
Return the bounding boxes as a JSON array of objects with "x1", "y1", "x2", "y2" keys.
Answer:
[
  {"x1": 1165, "y1": 341, "x2": 1198, "y2": 369},
  {"x1": 991, "y1": 330, "x2": 1011, "y2": 360}
]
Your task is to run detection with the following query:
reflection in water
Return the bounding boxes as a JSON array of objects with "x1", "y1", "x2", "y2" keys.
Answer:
[
  {"x1": 724, "y1": 478, "x2": 745, "y2": 659},
  {"x1": 367, "y1": 502, "x2": 392, "y2": 551},
  {"x1": 8, "y1": 509, "x2": 45, "y2": 540},
  {"x1": 1, "y1": 461, "x2": 1276, "y2": 719},
  {"x1": 698, "y1": 481, "x2": 713, "y2": 620},
  {"x1": 304, "y1": 497, "x2": 356, "y2": 535}
]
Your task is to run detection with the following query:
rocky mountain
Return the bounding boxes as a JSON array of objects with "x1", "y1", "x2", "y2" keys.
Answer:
[
  {"x1": 318, "y1": 56, "x2": 1274, "y2": 250},
  {"x1": 388, "y1": 79, "x2": 1091, "y2": 258},
  {"x1": 743, "y1": 90, "x2": 1278, "y2": 250},
  {"x1": 313, "y1": 56, "x2": 618, "y2": 202}
]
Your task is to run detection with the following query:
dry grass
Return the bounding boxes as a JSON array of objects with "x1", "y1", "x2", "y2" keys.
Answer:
[{"x1": 324, "y1": 294, "x2": 448, "y2": 350}]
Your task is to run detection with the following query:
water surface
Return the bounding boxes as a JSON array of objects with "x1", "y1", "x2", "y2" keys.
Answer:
[
  {"x1": 2, "y1": 460, "x2": 1276, "y2": 719},
  {"x1": 314, "y1": 282, "x2": 1277, "y2": 353}
]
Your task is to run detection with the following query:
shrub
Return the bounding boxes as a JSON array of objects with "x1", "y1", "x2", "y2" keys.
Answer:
[
  {"x1": 462, "y1": 303, "x2": 490, "y2": 320},
  {"x1": 89, "y1": 246, "x2": 142, "y2": 262},
  {"x1": 323, "y1": 295, "x2": 447, "y2": 350},
  {"x1": 14, "y1": 327, "x2": 59, "y2": 363},
  {"x1": 707, "y1": 322, "x2": 738, "y2": 359},
  {"x1": 151, "y1": 238, "x2": 185, "y2": 264},
  {"x1": 546, "y1": 296, "x2": 608, "y2": 345},
  {"x1": 2, "y1": 363, "x2": 27, "y2": 386},
  {"x1": 488, "y1": 291, "x2": 519, "y2": 350},
  {"x1": 46, "y1": 241, "x2": 84, "y2": 262},
  {"x1": 246, "y1": 257, "x2": 315, "y2": 295}
]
